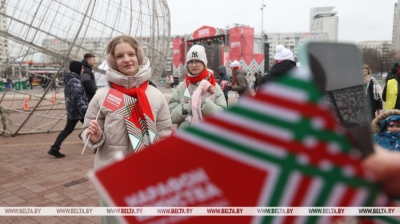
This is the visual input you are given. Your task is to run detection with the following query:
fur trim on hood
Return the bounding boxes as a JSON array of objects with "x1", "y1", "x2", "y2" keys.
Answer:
[{"x1": 371, "y1": 109, "x2": 400, "y2": 133}]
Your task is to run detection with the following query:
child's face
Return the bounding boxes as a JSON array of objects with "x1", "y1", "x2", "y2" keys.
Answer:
[{"x1": 386, "y1": 124, "x2": 400, "y2": 132}]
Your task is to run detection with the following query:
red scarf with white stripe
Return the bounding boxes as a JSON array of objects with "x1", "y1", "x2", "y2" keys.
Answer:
[{"x1": 112, "y1": 82, "x2": 158, "y2": 152}]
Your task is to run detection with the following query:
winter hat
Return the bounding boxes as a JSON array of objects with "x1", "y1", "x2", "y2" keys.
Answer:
[
  {"x1": 393, "y1": 62, "x2": 399, "y2": 68},
  {"x1": 186, "y1": 45, "x2": 207, "y2": 67},
  {"x1": 274, "y1": 45, "x2": 294, "y2": 61},
  {"x1": 230, "y1": 60, "x2": 240, "y2": 69},
  {"x1": 387, "y1": 120, "x2": 400, "y2": 127},
  {"x1": 69, "y1": 61, "x2": 83, "y2": 75}
]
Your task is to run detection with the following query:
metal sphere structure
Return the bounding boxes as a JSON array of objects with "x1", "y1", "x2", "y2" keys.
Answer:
[{"x1": 0, "y1": 0, "x2": 171, "y2": 136}]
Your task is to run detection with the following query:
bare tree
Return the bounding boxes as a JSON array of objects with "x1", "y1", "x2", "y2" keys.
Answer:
[
  {"x1": 386, "y1": 50, "x2": 400, "y2": 70},
  {"x1": 361, "y1": 47, "x2": 380, "y2": 73},
  {"x1": 361, "y1": 46, "x2": 392, "y2": 75},
  {"x1": 377, "y1": 43, "x2": 391, "y2": 75}
]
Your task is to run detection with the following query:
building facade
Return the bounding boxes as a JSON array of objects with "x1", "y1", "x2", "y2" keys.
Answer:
[
  {"x1": 42, "y1": 36, "x2": 174, "y2": 79},
  {"x1": 310, "y1": 6, "x2": 338, "y2": 41},
  {"x1": 41, "y1": 37, "x2": 111, "y2": 63},
  {"x1": 165, "y1": 38, "x2": 173, "y2": 74},
  {"x1": 358, "y1": 41, "x2": 392, "y2": 51},
  {"x1": 0, "y1": 0, "x2": 8, "y2": 63},
  {"x1": 392, "y1": 0, "x2": 400, "y2": 51}
]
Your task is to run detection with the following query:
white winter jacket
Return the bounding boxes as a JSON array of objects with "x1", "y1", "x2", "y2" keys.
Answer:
[{"x1": 81, "y1": 58, "x2": 172, "y2": 170}]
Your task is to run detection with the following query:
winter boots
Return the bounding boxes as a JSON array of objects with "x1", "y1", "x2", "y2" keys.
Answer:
[{"x1": 47, "y1": 147, "x2": 65, "y2": 158}]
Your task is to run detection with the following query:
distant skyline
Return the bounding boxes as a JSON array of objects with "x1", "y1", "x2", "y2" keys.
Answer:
[{"x1": 168, "y1": 0, "x2": 398, "y2": 44}]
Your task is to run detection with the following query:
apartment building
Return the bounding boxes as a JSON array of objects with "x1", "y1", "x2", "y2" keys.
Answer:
[{"x1": 310, "y1": 6, "x2": 338, "y2": 41}]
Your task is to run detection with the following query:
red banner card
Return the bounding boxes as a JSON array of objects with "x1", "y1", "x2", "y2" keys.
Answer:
[{"x1": 91, "y1": 135, "x2": 272, "y2": 224}]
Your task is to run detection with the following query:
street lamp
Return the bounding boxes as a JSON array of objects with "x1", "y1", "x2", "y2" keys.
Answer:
[{"x1": 261, "y1": 0, "x2": 266, "y2": 53}]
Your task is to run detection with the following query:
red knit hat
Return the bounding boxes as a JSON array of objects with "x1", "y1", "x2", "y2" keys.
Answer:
[{"x1": 387, "y1": 120, "x2": 400, "y2": 127}]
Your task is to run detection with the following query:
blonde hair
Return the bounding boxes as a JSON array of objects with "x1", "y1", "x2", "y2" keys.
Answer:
[
  {"x1": 106, "y1": 35, "x2": 145, "y2": 71},
  {"x1": 362, "y1": 65, "x2": 371, "y2": 75}
]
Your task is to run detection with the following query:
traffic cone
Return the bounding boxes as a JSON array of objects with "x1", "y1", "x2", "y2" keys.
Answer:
[
  {"x1": 51, "y1": 94, "x2": 55, "y2": 105},
  {"x1": 23, "y1": 97, "x2": 29, "y2": 110}
]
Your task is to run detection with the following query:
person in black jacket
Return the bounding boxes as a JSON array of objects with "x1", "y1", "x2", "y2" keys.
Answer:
[
  {"x1": 217, "y1": 65, "x2": 230, "y2": 103},
  {"x1": 48, "y1": 61, "x2": 88, "y2": 158},
  {"x1": 28, "y1": 74, "x2": 33, "y2": 89},
  {"x1": 259, "y1": 45, "x2": 297, "y2": 85},
  {"x1": 81, "y1": 53, "x2": 98, "y2": 102},
  {"x1": 385, "y1": 62, "x2": 399, "y2": 84}
]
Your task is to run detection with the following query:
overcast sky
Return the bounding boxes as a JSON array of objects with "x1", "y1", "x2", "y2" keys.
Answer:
[{"x1": 168, "y1": 0, "x2": 398, "y2": 44}]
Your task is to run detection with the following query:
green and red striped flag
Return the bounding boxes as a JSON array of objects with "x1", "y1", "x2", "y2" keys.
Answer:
[
  {"x1": 91, "y1": 68, "x2": 399, "y2": 224},
  {"x1": 175, "y1": 68, "x2": 392, "y2": 223}
]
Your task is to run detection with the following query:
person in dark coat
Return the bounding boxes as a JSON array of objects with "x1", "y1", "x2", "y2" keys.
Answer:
[
  {"x1": 28, "y1": 74, "x2": 33, "y2": 89},
  {"x1": 81, "y1": 53, "x2": 98, "y2": 102},
  {"x1": 254, "y1": 71, "x2": 264, "y2": 90},
  {"x1": 363, "y1": 65, "x2": 382, "y2": 118},
  {"x1": 259, "y1": 45, "x2": 297, "y2": 85},
  {"x1": 385, "y1": 62, "x2": 399, "y2": 84},
  {"x1": 217, "y1": 65, "x2": 230, "y2": 103},
  {"x1": 48, "y1": 61, "x2": 88, "y2": 158}
]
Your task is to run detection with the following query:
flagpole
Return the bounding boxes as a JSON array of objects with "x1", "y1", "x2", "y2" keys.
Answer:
[{"x1": 81, "y1": 106, "x2": 103, "y2": 154}]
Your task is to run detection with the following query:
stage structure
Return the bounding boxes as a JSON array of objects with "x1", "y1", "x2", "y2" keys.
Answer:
[
  {"x1": 172, "y1": 26, "x2": 265, "y2": 79},
  {"x1": 0, "y1": 0, "x2": 170, "y2": 136}
]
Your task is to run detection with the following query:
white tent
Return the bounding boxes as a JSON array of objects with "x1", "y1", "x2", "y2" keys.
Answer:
[{"x1": 94, "y1": 61, "x2": 108, "y2": 87}]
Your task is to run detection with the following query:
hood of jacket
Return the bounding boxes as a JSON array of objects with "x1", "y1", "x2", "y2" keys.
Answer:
[
  {"x1": 82, "y1": 59, "x2": 92, "y2": 70},
  {"x1": 106, "y1": 57, "x2": 151, "y2": 88},
  {"x1": 63, "y1": 71, "x2": 80, "y2": 84},
  {"x1": 218, "y1": 65, "x2": 227, "y2": 76},
  {"x1": 391, "y1": 66, "x2": 397, "y2": 74},
  {"x1": 371, "y1": 109, "x2": 400, "y2": 133}
]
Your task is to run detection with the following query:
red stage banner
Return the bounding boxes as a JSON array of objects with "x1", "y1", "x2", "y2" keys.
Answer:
[
  {"x1": 222, "y1": 46, "x2": 229, "y2": 68},
  {"x1": 186, "y1": 26, "x2": 225, "y2": 41},
  {"x1": 172, "y1": 38, "x2": 185, "y2": 69},
  {"x1": 243, "y1": 27, "x2": 254, "y2": 66},
  {"x1": 229, "y1": 27, "x2": 242, "y2": 62}
]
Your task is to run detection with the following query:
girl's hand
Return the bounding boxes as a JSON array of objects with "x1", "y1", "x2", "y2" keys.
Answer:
[{"x1": 86, "y1": 120, "x2": 103, "y2": 143}]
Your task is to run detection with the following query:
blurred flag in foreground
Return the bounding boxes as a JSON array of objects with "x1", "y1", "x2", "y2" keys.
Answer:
[{"x1": 90, "y1": 68, "x2": 397, "y2": 224}]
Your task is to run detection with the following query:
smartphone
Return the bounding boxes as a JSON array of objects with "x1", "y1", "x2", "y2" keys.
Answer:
[{"x1": 299, "y1": 42, "x2": 374, "y2": 157}]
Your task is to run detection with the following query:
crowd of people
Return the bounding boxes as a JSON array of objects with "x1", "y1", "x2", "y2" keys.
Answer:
[
  {"x1": 47, "y1": 37, "x2": 285, "y2": 162},
  {"x1": 363, "y1": 59, "x2": 400, "y2": 152},
  {"x1": 40, "y1": 34, "x2": 400, "y2": 223},
  {"x1": 1, "y1": 73, "x2": 61, "y2": 91}
]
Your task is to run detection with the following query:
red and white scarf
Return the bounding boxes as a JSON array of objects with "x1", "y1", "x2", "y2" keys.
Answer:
[
  {"x1": 183, "y1": 69, "x2": 216, "y2": 124},
  {"x1": 112, "y1": 82, "x2": 158, "y2": 152},
  {"x1": 184, "y1": 69, "x2": 216, "y2": 102}
]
